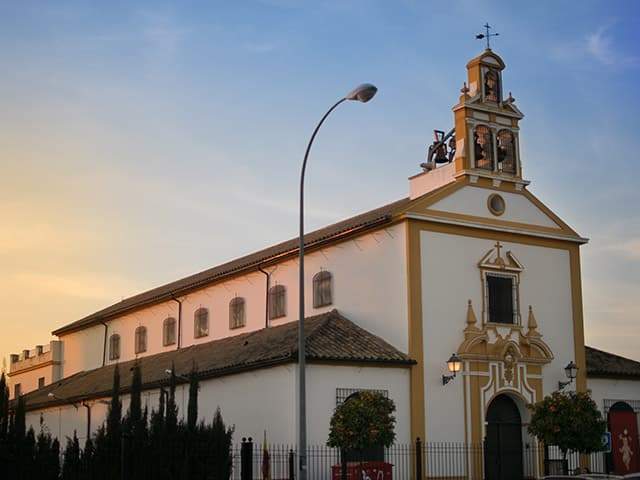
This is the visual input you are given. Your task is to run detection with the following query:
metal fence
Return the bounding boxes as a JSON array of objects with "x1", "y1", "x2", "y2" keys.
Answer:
[
  {"x1": 0, "y1": 436, "x2": 617, "y2": 480},
  {"x1": 231, "y1": 438, "x2": 613, "y2": 480}
]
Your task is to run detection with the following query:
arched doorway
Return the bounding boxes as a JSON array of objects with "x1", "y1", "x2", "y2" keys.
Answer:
[
  {"x1": 484, "y1": 394, "x2": 524, "y2": 480},
  {"x1": 608, "y1": 401, "x2": 640, "y2": 474}
]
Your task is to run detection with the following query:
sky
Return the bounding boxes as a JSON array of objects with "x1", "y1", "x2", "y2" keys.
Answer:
[{"x1": 1, "y1": 0, "x2": 639, "y2": 368}]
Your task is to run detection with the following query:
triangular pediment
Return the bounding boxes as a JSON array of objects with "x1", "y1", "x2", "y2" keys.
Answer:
[
  {"x1": 403, "y1": 181, "x2": 582, "y2": 239},
  {"x1": 478, "y1": 242, "x2": 524, "y2": 272}
]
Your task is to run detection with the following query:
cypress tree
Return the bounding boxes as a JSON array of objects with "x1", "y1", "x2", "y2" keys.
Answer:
[
  {"x1": 0, "y1": 372, "x2": 9, "y2": 470},
  {"x1": 36, "y1": 428, "x2": 60, "y2": 480},
  {"x1": 165, "y1": 364, "x2": 178, "y2": 434},
  {"x1": 187, "y1": 365, "x2": 199, "y2": 433},
  {"x1": 127, "y1": 363, "x2": 142, "y2": 431},
  {"x1": 62, "y1": 432, "x2": 81, "y2": 480},
  {"x1": 210, "y1": 408, "x2": 234, "y2": 480},
  {"x1": 0, "y1": 372, "x2": 8, "y2": 440},
  {"x1": 81, "y1": 436, "x2": 95, "y2": 480},
  {"x1": 105, "y1": 365, "x2": 122, "y2": 479},
  {"x1": 12, "y1": 395, "x2": 26, "y2": 440}
]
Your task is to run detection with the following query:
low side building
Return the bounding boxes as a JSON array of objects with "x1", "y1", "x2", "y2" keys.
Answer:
[
  {"x1": 8, "y1": 341, "x2": 63, "y2": 398},
  {"x1": 19, "y1": 310, "x2": 414, "y2": 445}
]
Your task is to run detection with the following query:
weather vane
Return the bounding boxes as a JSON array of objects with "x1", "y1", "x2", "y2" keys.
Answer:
[{"x1": 476, "y1": 22, "x2": 499, "y2": 50}]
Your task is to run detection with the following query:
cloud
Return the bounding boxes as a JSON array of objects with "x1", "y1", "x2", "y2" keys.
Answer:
[{"x1": 552, "y1": 24, "x2": 638, "y2": 68}]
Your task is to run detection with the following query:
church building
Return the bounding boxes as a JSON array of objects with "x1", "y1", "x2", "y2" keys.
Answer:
[{"x1": 8, "y1": 48, "x2": 640, "y2": 478}]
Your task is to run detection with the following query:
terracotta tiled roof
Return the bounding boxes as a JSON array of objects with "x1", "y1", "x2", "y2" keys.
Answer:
[
  {"x1": 586, "y1": 346, "x2": 640, "y2": 379},
  {"x1": 25, "y1": 310, "x2": 413, "y2": 411},
  {"x1": 52, "y1": 198, "x2": 410, "y2": 336}
]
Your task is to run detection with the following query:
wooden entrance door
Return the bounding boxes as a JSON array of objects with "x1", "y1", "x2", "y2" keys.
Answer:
[
  {"x1": 485, "y1": 395, "x2": 524, "y2": 480},
  {"x1": 609, "y1": 402, "x2": 640, "y2": 475}
]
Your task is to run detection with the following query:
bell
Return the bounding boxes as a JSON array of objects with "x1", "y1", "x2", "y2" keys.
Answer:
[{"x1": 434, "y1": 144, "x2": 449, "y2": 164}]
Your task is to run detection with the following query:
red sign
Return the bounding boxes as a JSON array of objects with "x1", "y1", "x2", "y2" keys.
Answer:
[
  {"x1": 331, "y1": 461, "x2": 393, "y2": 480},
  {"x1": 610, "y1": 409, "x2": 640, "y2": 474}
]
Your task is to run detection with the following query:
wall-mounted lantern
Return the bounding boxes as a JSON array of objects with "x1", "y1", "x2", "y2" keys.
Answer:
[
  {"x1": 558, "y1": 361, "x2": 578, "y2": 390},
  {"x1": 442, "y1": 353, "x2": 463, "y2": 385}
]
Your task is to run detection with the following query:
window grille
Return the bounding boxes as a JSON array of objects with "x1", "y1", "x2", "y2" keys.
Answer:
[
  {"x1": 135, "y1": 326, "x2": 147, "y2": 354},
  {"x1": 229, "y1": 297, "x2": 246, "y2": 329},
  {"x1": 604, "y1": 399, "x2": 640, "y2": 414},
  {"x1": 336, "y1": 388, "x2": 388, "y2": 406},
  {"x1": 485, "y1": 272, "x2": 518, "y2": 325},
  {"x1": 163, "y1": 317, "x2": 177, "y2": 346},
  {"x1": 38, "y1": 377, "x2": 45, "y2": 389},
  {"x1": 194, "y1": 308, "x2": 209, "y2": 338},
  {"x1": 313, "y1": 271, "x2": 333, "y2": 308},
  {"x1": 268, "y1": 285, "x2": 286, "y2": 320},
  {"x1": 109, "y1": 334, "x2": 120, "y2": 360}
]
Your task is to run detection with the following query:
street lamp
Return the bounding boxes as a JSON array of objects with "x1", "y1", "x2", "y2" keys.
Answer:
[
  {"x1": 164, "y1": 368, "x2": 189, "y2": 382},
  {"x1": 558, "y1": 361, "x2": 578, "y2": 390},
  {"x1": 47, "y1": 392, "x2": 79, "y2": 410},
  {"x1": 442, "y1": 353, "x2": 463, "y2": 385},
  {"x1": 298, "y1": 83, "x2": 377, "y2": 480}
]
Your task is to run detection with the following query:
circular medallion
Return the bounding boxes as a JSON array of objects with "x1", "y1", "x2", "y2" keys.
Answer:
[{"x1": 487, "y1": 193, "x2": 506, "y2": 216}]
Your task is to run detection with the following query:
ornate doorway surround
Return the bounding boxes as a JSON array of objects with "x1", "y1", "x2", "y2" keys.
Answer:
[{"x1": 457, "y1": 244, "x2": 554, "y2": 478}]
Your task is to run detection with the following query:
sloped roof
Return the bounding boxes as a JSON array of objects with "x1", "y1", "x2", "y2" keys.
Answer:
[
  {"x1": 25, "y1": 310, "x2": 413, "y2": 411},
  {"x1": 586, "y1": 346, "x2": 640, "y2": 379},
  {"x1": 53, "y1": 198, "x2": 410, "y2": 336}
]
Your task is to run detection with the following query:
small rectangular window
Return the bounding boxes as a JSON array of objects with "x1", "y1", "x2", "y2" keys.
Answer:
[
  {"x1": 487, "y1": 275, "x2": 514, "y2": 324},
  {"x1": 14, "y1": 383, "x2": 21, "y2": 398},
  {"x1": 38, "y1": 377, "x2": 45, "y2": 389}
]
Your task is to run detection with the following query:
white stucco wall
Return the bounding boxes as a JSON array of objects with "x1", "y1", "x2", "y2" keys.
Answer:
[
  {"x1": 420, "y1": 230, "x2": 576, "y2": 442},
  {"x1": 26, "y1": 364, "x2": 411, "y2": 447},
  {"x1": 588, "y1": 377, "x2": 640, "y2": 415},
  {"x1": 306, "y1": 364, "x2": 412, "y2": 445},
  {"x1": 57, "y1": 223, "x2": 408, "y2": 378},
  {"x1": 428, "y1": 186, "x2": 561, "y2": 229}
]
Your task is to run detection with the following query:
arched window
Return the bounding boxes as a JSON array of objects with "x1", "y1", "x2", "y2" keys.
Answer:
[
  {"x1": 163, "y1": 317, "x2": 177, "y2": 346},
  {"x1": 194, "y1": 308, "x2": 209, "y2": 338},
  {"x1": 313, "y1": 271, "x2": 333, "y2": 308},
  {"x1": 229, "y1": 297, "x2": 246, "y2": 329},
  {"x1": 109, "y1": 334, "x2": 120, "y2": 361},
  {"x1": 497, "y1": 130, "x2": 516, "y2": 174},
  {"x1": 134, "y1": 326, "x2": 147, "y2": 354},
  {"x1": 268, "y1": 285, "x2": 286, "y2": 320},
  {"x1": 474, "y1": 125, "x2": 493, "y2": 171}
]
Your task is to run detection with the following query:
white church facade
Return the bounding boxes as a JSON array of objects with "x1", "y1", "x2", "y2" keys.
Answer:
[{"x1": 7, "y1": 49, "x2": 640, "y2": 477}]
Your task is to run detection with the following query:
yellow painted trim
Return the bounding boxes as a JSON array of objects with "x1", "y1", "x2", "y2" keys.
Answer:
[
  {"x1": 406, "y1": 220, "x2": 426, "y2": 445},
  {"x1": 569, "y1": 245, "x2": 587, "y2": 393},
  {"x1": 521, "y1": 189, "x2": 580, "y2": 236},
  {"x1": 423, "y1": 208, "x2": 569, "y2": 236}
]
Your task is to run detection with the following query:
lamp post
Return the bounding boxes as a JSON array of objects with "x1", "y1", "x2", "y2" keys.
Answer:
[
  {"x1": 558, "y1": 361, "x2": 578, "y2": 390},
  {"x1": 298, "y1": 83, "x2": 377, "y2": 480}
]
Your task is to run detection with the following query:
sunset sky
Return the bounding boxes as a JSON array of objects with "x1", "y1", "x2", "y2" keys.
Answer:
[{"x1": 1, "y1": 0, "x2": 639, "y2": 367}]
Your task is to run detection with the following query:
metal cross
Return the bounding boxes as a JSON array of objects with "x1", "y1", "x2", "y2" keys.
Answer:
[
  {"x1": 494, "y1": 241, "x2": 503, "y2": 258},
  {"x1": 476, "y1": 23, "x2": 499, "y2": 50}
]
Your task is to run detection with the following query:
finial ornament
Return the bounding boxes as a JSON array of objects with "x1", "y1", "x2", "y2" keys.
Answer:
[
  {"x1": 527, "y1": 305, "x2": 541, "y2": 337},
  {"x1": 465, "y1": 299, "x2": 479, "y2": 333},
  {"x1": 460, "y1": 82, "x2": 470, "y2": 96},
  {"x1": 475, "y1": 22, "x2": 499, "y2": 50},
  {"x1": 507, "y1": 91, "x2": 515, "y2": 103}
]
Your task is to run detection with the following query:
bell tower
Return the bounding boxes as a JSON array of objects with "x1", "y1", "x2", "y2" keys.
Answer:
[
  {"x1": 452, "y1": 48, "x2": 525, "y2": 186},
  {"x1": 411, "y1": 40, "x2": 529, "y2": 199}
]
